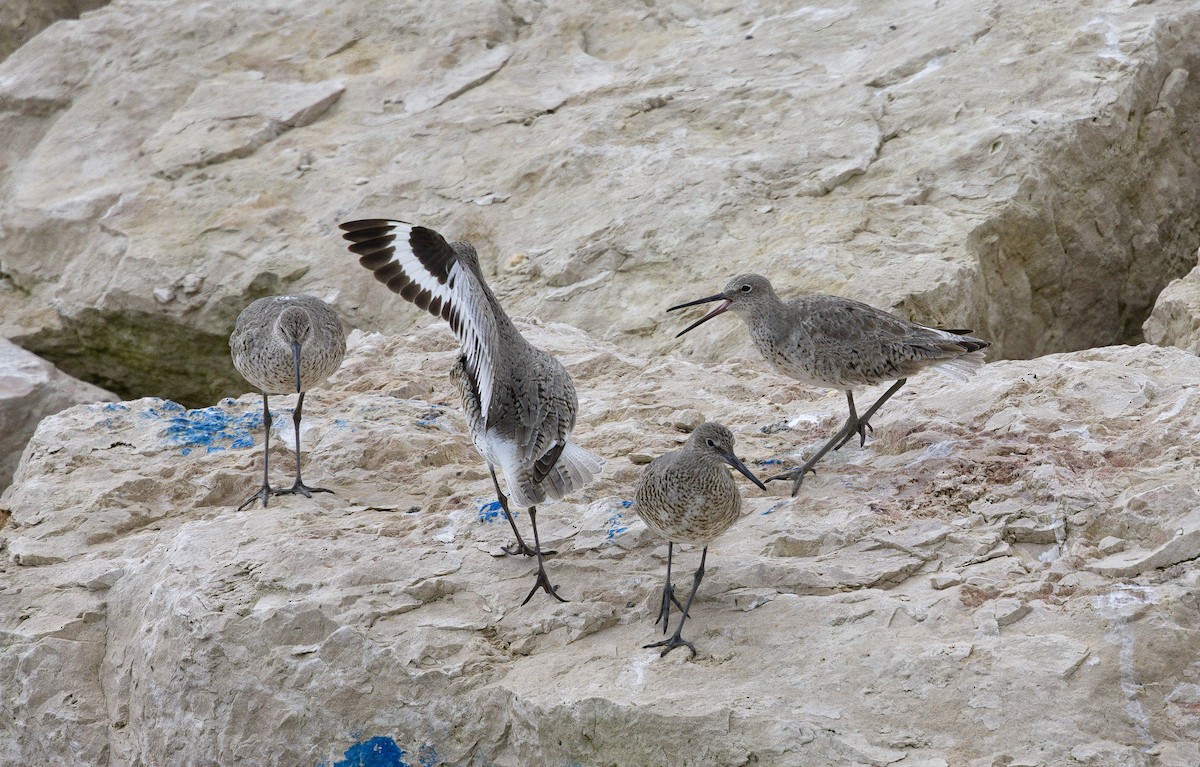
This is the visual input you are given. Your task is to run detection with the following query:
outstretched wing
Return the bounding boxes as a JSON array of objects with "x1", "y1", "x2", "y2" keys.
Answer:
[{"x1": 340, "y1": 219, "x2": 500, "y2": 423}]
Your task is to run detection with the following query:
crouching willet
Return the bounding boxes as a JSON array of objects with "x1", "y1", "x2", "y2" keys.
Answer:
[
  {"x1": 669, "y1": 274, "x2": 989, "y2": 496},
  {"x1": 635, "y1": 422, "x2": 767, "y2": 657},
  {"x1": 230, "y1": 295, "x2": 346, "y2": 510},
  {"x1": 339, "y1": 219, "x2": 603, "y2": 605}
]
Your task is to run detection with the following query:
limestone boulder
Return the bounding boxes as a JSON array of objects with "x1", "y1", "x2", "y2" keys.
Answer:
[
  {"x1": 2, "y1": 324, "x2": 1199, "y2": 765},
  {"x1": 0, "y1": 0, "x2": 1198, "y2": 405},
  {"x1": 0, "y1": 338, "x2": 115, "y2": 492},
  {"x1": 1143, "y1": 246, "x2": 1200, "y2": 353},
  {"x1": 0, "y1": 0, "x2": 107, "y2": 60}
]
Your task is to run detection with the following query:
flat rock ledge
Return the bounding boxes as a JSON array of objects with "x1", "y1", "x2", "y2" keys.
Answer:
[{"x1": 2, "y1": 322, "x2": 1199, "y2": 766}]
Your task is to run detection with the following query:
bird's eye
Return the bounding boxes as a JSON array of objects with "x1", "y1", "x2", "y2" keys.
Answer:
[
  {"x1": 740, "y1": 284, "x2": 752, "y2": 293},
  {"x1": 706, "y1": 438, "x2": 717, "y2": 447}
]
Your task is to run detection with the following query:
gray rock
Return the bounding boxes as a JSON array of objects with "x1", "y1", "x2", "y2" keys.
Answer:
[
  {"x1": 142, "y1": 75, "x2": 345, "y2": 179},
  {"x1": 930, "y1": 572, "x2": 963, "y2": 590},
  {"x1": 1086, "y1": 513, "x2": 1200, "y2": 577},
  {"x1": 0, "y1": 0, "x2": 1198, "y2": 406},
  {"x1": 1, "y1": 327, "x2": 1199, "y2": 765},
  {"x1": 0, "y1": 0, "x2": 107, "y2": 59},
  {"x1": 1144, "y1": 248, "x2": 1200, "y2": 353},
  {"x1": 0, "y1": 338, "x2": 115, "y2": 491},
  {"x1": 991, "y1": 598, "x2": 1031, "y2": 628},
  {"x1": 1004, "y1": 517, "x2": 1064, "y2": 545}
]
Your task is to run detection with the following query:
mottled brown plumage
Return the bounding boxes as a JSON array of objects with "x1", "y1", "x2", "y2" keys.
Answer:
[
  {"x1": 230, "y1": 294, "x2": 346, "y2": 510},
  {"x1": 670, "y1": 274, "x2": 989, "y2": 496},
  {"x1": 635, "y1": 422, "x2": 766, "y2": 658}
]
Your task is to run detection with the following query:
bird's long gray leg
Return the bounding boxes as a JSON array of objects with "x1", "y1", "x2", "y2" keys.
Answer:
[
  {"x1": 520, "y1": 506, "x2": 568, "y2": 605},
  {"x1": 834, "y1": 378, "x2": 907, "y2": 451},
  {"x1": 653, "y1": 542, "x2": 686, "y2": 633},
  {"x1": 489, "y1": 466, "x2": 542, "y2": 557},
  {"x1": 274, "y1": 392, "x2": 335, "y2": 499},
  {"x1": 644, "y1": 546, "x2": 707, "y2": 658},
  {"x1": 832, "y1": 391, "x2": 870, "y2": 451},
  {"x1": 770, "y1": 379, "x2": 911, "y2": 496},
  {"x1": 767, "y1": 418, "x2": 859, "y2": 496},
  {"x1": 239, "y1": 393, "x2": 274, "y2": 510}
]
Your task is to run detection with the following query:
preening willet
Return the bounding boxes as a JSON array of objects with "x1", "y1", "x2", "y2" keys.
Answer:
[
  {"x1": 339, "y1": 219, "x2": 603, "y2": 605},
  {"x1": 669, "y1": 274, "x2": 989, "y2": 496},
  {"x1": 230, "y1": 294, "x2": 346, "y2": 510},
  {"x1": 635, "y1": 422, "x2": 766, "y2": 657}
]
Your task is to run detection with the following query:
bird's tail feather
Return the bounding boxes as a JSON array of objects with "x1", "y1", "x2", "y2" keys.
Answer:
[
  {"x1": 930, "y1": 349, "x2": 988, "y2": 381},
  {"x1": 505, "y1": 441, "x2": 603, "y2": 508},
  {"x1": 542, "y1": 441, "x2": 604, "y2": 500}
]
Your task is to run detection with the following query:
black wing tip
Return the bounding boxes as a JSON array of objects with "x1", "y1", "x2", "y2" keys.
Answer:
[
  {"x1": 408, "y1": 224, "x2": 451, "y2": 249},
  {"x1": 347, "y1": 239, "x2": 393, "y2": 254},
  {"x1": 339, "y1": 218, "x2": 416, "y2": 234},
  {"x1": 962, "y1": 339, "x2": 992, "y2": 353},
  {"x1": 936, "y1": 327, "x2": 991, "y2": 353}
]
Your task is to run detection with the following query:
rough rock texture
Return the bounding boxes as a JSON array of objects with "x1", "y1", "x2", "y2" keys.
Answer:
[
  {"x1": 0, "y1": 338, "x2": 115, "y2": 492},
  {"x1": 1143, "y1": 246, "x2": 1200, "y2": 353},
  {"x1": 3, "y1": 323, "x2": 1200, "y2": 766},
  {"x1": 0, "y1": 0, "x2": 107, "y2": 60},
  {"x1": 0, "y1": 0, "x2": 1198, "y2": 405}
]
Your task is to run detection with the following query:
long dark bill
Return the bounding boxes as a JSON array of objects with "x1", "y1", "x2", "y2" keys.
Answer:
[
  {"x1": 291, "y1": 341, "x2": 303, "y2": 394},
  {"x1": 666, "y1": 293, "x2": 732, "y2": 338},
  {"x1": 721, "y1": 450, "x2": 768, "y2": 492}
]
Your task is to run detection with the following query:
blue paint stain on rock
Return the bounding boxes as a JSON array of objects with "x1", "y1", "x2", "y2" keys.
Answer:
[
  {"x1": 415, "y1": 407, "x2": 445, "y2": 428},
  {"x1": 320, "y1": 736, "x2": 410, "y2": 767},
  {"x1": 605, "y1": 501, "x2": 634, "y2": 541},
  {"x1": 477, "y1": 499, "x2": 509, "y2": 523},
  {"x1": 95, "y1": 401, "x2": 132, "y2": 429},
  {"x1": 417, "y1": 743, "x2": 438, "y2": 767},
  {"x1": 142, "y1": 399, "x2": 264, "y2": 454}
]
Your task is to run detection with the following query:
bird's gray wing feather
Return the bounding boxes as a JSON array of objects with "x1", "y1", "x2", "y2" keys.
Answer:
[{"x1": 511, "y1": 353, "x2": 577, "y2": 479}]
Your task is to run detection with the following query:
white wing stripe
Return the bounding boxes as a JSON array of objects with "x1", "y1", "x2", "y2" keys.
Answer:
[{"x1": 342, "y1": 219, "x2": 500, "y2": 423}]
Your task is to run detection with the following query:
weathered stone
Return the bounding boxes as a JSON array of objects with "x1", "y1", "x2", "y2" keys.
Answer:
[
  {"x1": 1085, "y1": 513, "x2": 1200, "y2": 577},
  {"x1": 994, "y1": 634, "x2": 1090, "y2": 680},
  {"x1": 0, "y1": 338, "x2": 115, "y2": 491},
  {"x1": 991, "y1": 598, "x2": 1031, "y2": 628},
  {"x1": 0, "y1": 0, "x2": 1198, "y2": 760},
  {"x1": 1004, "y1": 517, "x2": 1064, "y2": 545},
  {"x1": 142, "y1": 75, "x2": 345, "y2": 179},
  {"x1": 0, "y1": 0, "x2": 1198, "y2": 405},
  {"x1": 1, "y1": 328, "x2": 1199, "y2": 764},
  {"x1": 1144, "y1": 247, "x2": 1200, "y2": 351},
  {"x1": 930, "y1": 572, "x2": 963, "y2": 590},
  {"x1": 0, "y1": 0, "x2": 107, "y2": 60}
]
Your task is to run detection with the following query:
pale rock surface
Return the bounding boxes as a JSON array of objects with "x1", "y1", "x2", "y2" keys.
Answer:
[
  {"x1": 0, "y1": 0, "x2": 107, "y2": 59},
  {"x1": 0, "y1": 0, "x2": 1198, "y2": 404},
  {"x1": 0, "y1": 338, "x2": 115, "y2": 492},
  {"x1": 2, "y1": 323, "x2": 1200, "y2": 766},
  {"x1": 1143, "y1": 246, "x2": 1200, "y2": 353}
]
